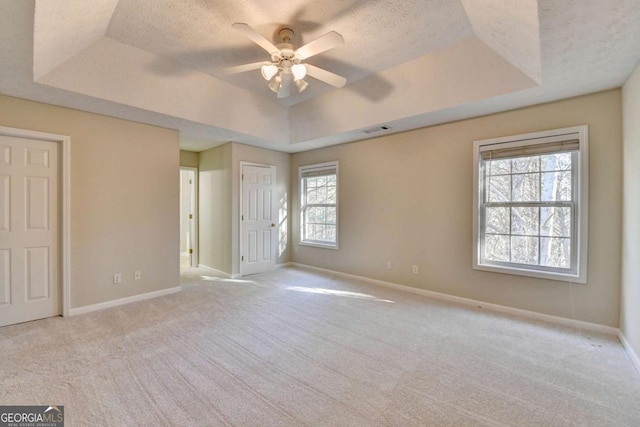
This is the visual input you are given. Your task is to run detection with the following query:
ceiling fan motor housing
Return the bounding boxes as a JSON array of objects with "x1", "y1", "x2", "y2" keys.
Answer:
[
  {"x1": 274, "y1": 43, "x2": 300, "y2": 74},
  {"x1": 278, "y1": 28, "x2": 295, "y2": 43}
]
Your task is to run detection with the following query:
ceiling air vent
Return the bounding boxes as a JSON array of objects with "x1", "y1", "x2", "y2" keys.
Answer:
[{"x1": 361, "y1": 125, "x2": 391, "y2": 134}]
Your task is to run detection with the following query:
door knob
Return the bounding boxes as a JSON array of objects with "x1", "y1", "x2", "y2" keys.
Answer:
[{"x1": 271, "y1": 223, "x2": 276, "y2": 227}]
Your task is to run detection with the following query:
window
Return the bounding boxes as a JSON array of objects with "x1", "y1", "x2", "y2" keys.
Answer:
[
  {"x1": 299, "y1": 162, "x2": 338, "y2": 249},
  {"x1": 473, "y1": 126, "x2": 588, "y2": 283}
]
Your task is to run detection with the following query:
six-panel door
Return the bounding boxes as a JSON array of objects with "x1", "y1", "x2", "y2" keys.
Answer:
[
  {"x1": 242, "y1": 165, "x2": 276, "y2": 276},
  {"x1": 0, "y1": 135, "x2": 60, "y2": 327}
]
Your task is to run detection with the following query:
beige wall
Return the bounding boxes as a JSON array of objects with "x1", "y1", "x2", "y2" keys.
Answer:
[
  {"x1": 0, "y1": 95, "x2": 180, "y2": 308},
  {"x1": 180, "y1": 150, "x2": 199, "y2": 168},
  {"x1": 291, "y1": 90, "x2": 622, "y2": 326},
  {"x1": 621, "y1": 63, "x2": 640, "y2": 355},
  {"x1": 198, "y1": 144, "x2": 233, "y2": 272}
]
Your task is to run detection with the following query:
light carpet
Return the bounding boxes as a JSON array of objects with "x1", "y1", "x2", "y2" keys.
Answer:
[{"x1": 1, "y1": 266, "x2": 639, "y2": 426}]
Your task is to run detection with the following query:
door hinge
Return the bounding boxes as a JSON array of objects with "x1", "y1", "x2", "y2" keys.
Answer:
[
  {"x1": 189, "y1": 214, "x2": 193, "y2": 219},
  {"x1": 242, "y1": 255, "x2": 244, "y2": 261},
  {"x1": 189, "y1": 249, "x2": 193, "y2": 254},
  {"x1": 242, "y1": 174, "x2": 244, "y2": 180},
  {"x1": 241, "y1": 215, "x2": 244, "y2": 220},
  {"x1": 189, "y1": 179, "x2": 192, "y2": 184}
]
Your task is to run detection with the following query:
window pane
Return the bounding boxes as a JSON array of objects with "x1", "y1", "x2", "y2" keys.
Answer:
[
  {"x1": 541, "y1": 171, "x2": 572, "y2": 201},
  {"x1": 512, "y1": 173, "x2": 540, "y2": 202},
  {"x1": 325, "y1": 207, "x2": 336, "y2": 225},
  {"x1": 306, "y1": 188, "x2": 318, "y2": 204},
  {"x1": 512, "y1": 207, "x2": 539, "y2": 236},
  {"x1": 488, "y1": 175, "x2": 511, "y2": 202},
  {"x1": 323, "y1": 225, "x2": 336, "y2": 242},
  {"x1": 309, "y1": 206, "x2": 322, "y2": 223},
  {"x1": 485, "y1": 207, "x2": 509, "y2": 234},
  {"x1": 316, "y1": 186, "x2": 327, "y2": 203},
  {"x1": 485, "y1": 234, "x2": 509, "y2": 262},
  {"x1": 512, "y1": 156, "x2": 540, "y2": 173},
  {"x1": 486, "y1": 159, "x2": 511, "y2": 175},
  {"x1": 308, "y1": 224, "x2": 333, "y2": 243},
  {"x1": 326, "y1": 185, "x2": 337, "y2": 204},
  {"x1": 540, "y1": 207, "x2": 572, "y2": 237},
  {"x1": 541, "y1": 153, "x2": 572, "y2": 171},
  {"x1": 511, "y1": 236, "x2": 539, "y2": 265},
  {"x1": 307, "y1": 207, "x2": 317, "y2": 223},
  {"x1": 305, "y1": 223, "x2": 316, "y2": 240},
  {"x1": 305, "y1": 206, "x2": 337, "y2": 243},
  {"x1": 540, "y1": 237, "x2": 571, "y2": 268}
]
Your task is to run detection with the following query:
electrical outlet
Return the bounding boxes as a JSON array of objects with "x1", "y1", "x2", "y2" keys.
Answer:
[
  {"x1": 412, "y1": 265, "x2": 419, "y2": 274},
  {"x1": 113, "y1": 273, "x2": 122, "y2": 284},
  {"x1": 386, "y1": 262, "x2": 392, "y2": 270},
  {"x1": 134, "y1": 271, "x2": 141, "y2": 280}
]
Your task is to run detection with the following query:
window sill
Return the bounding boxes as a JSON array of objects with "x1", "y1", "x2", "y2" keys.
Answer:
[
  {"x1": 299, "y1": 241, "x2": 339, "y2": 250},
  {"x1": 473, "y1": 263, "x2": 586, "y2": 284}
]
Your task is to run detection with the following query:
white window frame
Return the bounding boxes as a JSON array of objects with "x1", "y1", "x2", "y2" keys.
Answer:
[
  {"x1": 472, "y1": 125, "x2": 588, "y2": 283},
  {"x1": 299, "y1": 161, "x2": 339, "y2": 249}
]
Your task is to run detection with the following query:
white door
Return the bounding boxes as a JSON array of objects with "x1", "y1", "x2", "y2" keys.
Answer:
[
  {"x1": 180, "y1": 168, "x2": 198, "y2": 268},
  {"x1": 0, "y1": 135, "x2": 60, "y2": 327},
  {"x1": 241, "y1": 164, "x2": 276, "y2": 276}
]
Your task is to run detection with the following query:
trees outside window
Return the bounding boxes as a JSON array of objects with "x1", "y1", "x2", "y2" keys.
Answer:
[
  {"x1": 300, "y1": 162, "x2": 338, "y2": 249},
  {"x1": 473, "y1": 126, "x2": 588, "y2": 283}
]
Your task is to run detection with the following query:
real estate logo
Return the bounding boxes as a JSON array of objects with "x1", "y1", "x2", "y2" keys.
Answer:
[{"x1": 0, "y1": 406, "x2": 64, "y2": 427}]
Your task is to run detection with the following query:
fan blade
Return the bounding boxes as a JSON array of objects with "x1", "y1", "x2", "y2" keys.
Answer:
[
  {"x1": 295, "y1": 31, "x2": 344, "y2": 60},
  {"x1": 232, "y1": 23, "x2": 280, "y2": 55},
  {"x1": 226, "y1": 61, "x2": 267, "y2": 75},
  {"x1": 305, "y1": 64, "x2": 347, "y2": 88},
  {"x1": 278, "y1": 74, "x2": 292, "y2": 98}
]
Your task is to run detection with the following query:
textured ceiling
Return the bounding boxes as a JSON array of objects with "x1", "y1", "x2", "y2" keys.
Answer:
[
  {"x1": 1, "y1": 0, "x2": 640, "y2": 153},
  {"x1": 106, "y1": 0, "x2": 475, "y2": 106}
]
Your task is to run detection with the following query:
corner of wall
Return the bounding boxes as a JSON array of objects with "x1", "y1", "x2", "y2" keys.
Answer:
[
  {"x1": 621, "y1": 60, "x2": 640, "y2": 361},
  {"x1": 179, "y1": 149, "x2": 199, "y2": 168}
]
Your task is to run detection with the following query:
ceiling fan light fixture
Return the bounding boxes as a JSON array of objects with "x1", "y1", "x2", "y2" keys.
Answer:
[
  {"x1": 268, "y1": 74, "x2": 282, "y2": 93},
  {"x1": 295, "y1": 78, "x2": 309, "y2": 93},
  {"x1": 261, "y1": 64, "x2": 279, "y2": 81},
  {"x1": 291, "y1": 63, "x2": 307, "y2": 80}
]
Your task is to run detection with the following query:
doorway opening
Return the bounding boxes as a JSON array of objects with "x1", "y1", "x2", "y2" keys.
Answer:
[{"x1": 180, "y1": 167, "x2": 198, "y2": 269}]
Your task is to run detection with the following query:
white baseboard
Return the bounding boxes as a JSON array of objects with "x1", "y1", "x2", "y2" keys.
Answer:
[
  {"x1": 618, "y1": 332, "x2": 640, "y2": 372},
  {"x1": 276, "y1": 262, "x2": 293, "y2": 269},
  {"x1": 198, "y1": 263, "x2": 232, "y2": 278},
  {"x1": 69, "y1": 287, "x2": 181, "y2": 316},
  {"x1": 289, "y1": 263, "x2": 619, "y2": 336}
]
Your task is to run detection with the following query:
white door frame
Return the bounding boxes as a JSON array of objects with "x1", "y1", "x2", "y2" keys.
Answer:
[
  {"x1": 0, "y1": 125, "x2": 71, "y2": 317},
  {"x1": 239, "y1": 161, "x2": 277, "y2": 277},
  {"x1": 180, "y1": 166, "x2": 198, "y2": 267}
]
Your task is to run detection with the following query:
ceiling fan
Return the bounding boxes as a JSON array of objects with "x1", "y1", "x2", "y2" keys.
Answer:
[{"x1": 227, "y1": 23, "x2": 347, "y2": 99}]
